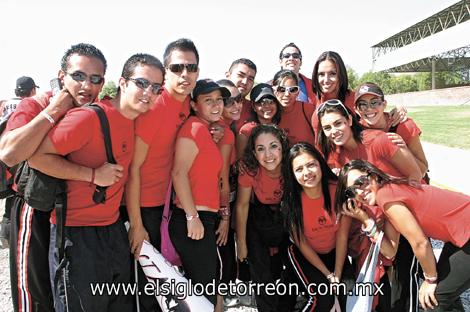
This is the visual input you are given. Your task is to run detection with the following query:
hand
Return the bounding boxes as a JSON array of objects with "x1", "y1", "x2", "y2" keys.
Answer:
[
  {"x1": 215, "y1": 219, "x2": 230, "y2": 246},
  {"x1": 128, "y1": 223, "x2": 149, "y2": 259},
  {"x1": 389, "y1": 105, "x2": 407, "y2": 127},
  {"x1": 94, "y1": 162, "x2": 124, "y2": 186},
  {"x1": 236, "y1": 240, "x2": 248, "y2": 262},
  {"x1": 187, "y1": 217, "x2": 204, "y2": 240},
  {"x1": 386, "y1": 132, "x2": 406, "y2": 148},
  {"x1": 46, "y1": 89, "x2": 74, "y2": 118},
  {"x1": 209, "y1": 122, "x2": 224, "y2": 144},
  {"x1": 332, "y1": 167, "x2": 341, "y2": 176},
  {"x1": 419, "y1": 280, "x2": 438, "y2": 310},
  {"x1": 341, "y1": 199, "x2": 368, "y2": 222}
]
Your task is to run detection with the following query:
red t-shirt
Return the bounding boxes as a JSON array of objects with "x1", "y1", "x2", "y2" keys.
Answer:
[
  {"x1": 135, "y1": 89, "x2": 190, "y2": 206},
  {"x1": 302, "y1": 183, "x2": 339, "y2": 254},
  {"x1": 218, "y1": 119, "x2": 236, "y2": 165},
  {"x1": 360, "y1": 113, "x2": 421, "y2": 146},
  {"x1": 5, "y1": 93, "x2": 52, "y2": 132},
  {"x1": 238, "y1": 121, "x2": 258, "y2": 140},
  {"x1": 328, "y1": 129, "x2": 401, "y2": 177},
  {"x1": 234, "y1": 98, "x2": 253, "y2": 133},
  {"x1": 376, "y1": 183, "x2": 470, "y2": 247},
  {"x1": 174, "y1": 116, "x2": 222, "y2": 211},
  {"x1": 48, "y1": 100, "x2": 134, "y2": 226},
  {"x1": 279, "y1": 101, "x2": 315, "y2": 147},
  {"x1": 238, "y1": 167, "x2": 283, "y2": 204}
]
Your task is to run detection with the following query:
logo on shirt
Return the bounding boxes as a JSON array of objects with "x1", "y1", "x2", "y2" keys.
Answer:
[
  {"x1": 122, "y1": 141, "x2": 128, "y2": 153},
  {"x1": 273, "y1": 189, "x2": 283, "y2": 199},
  {"x1": 318, "y1": 216, "x2": 326, "y2": 226}
]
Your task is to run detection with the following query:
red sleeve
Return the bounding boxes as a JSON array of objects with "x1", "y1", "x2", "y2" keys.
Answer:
[
  {"x1": 239, "y1": 122, "x2": 256, "y2": 137},
  {"x1": 396, "y1": 118, "x2": 421, "y2": 145},
  {"x1": 178, "y1": 118, "x2": 210, "y2": 150},
  {"x1": 135, "y1": 106, "x2": 161, "y2": 146},
  {"x1": 238, "y1": 169, "x2": 254, "y2": 188},
  {"x1": 5, "y1": 98, "x2": 43, "y2": 132},
  {"x1": 371, "y1": 131, "x2": 400, "y2": 159},
  {"x1": 47, "y1": 108, "x2": 95, "y2": 156},
  {"x1": 376, "y1": 184, "x2": 408, "y2": 209}
]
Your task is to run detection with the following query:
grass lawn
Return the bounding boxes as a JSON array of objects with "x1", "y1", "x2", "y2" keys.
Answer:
[{"x1": 398, "y1": 105, "x2": 470, "y2": 149}]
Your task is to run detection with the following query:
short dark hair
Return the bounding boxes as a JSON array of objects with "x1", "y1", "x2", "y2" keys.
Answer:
[
  {"x1": 279, "y1": 42, "x2": 302, "y2": 60},
  {"x1": 121, "y1": 53, "x2": 165, "y2": 81},
  {"x1": 228, "y1": 58, "x2": 257, "y2": 74},
  {"x1": 60, "y1": 43, "x2": 107, "y2": 74},
  {"x1": 311, "y1": 51, "x2": 349, "y2": 102},
  {"x1": 15, "y1": 88, "x2": 34, "y2": 98},
  {"x1": 163, "y1": 38, "x2": 199, "y2": 67},
  {"x1": 272, "y1": 69, "x2": 299, "y2": 86}
]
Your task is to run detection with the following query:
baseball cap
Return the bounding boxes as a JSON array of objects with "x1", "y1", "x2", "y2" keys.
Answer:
[
  {"x1": 191, "y1": 79, "x2": 230, "y2": 101},
  {"x1": 15, "y1": 76, "x2": 39, "y2": 92},
  {"x1": 250, "y1": 83, "x2": 278, "y2": 103},
  {"x1": 354, "y1": 82, "x2": 384, "y2": 105}
]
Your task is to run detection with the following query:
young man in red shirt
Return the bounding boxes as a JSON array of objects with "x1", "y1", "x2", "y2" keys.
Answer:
[{"x1": 0, "y1": 43, "x2": 107, "y2": 312}]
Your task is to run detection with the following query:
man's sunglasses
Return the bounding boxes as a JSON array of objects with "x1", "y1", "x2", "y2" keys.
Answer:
[
  {"x1": 345, "y1": 174, "x2": 371, "y2": 199},
  {"x1": 129, "y1": 78, "x2": 163, "y2": 95},
  {"x1": 317, "y1": 99, "x2": 350, "y2": 116},
  {"x1": 276, "y1": 85, "x2": 299, "y2": 94},
  {"x1": 66, "y1": 71, "x2": 104, "y2": 85},
  {"x1": 224, "y1": 94, "x2": 243, "y2": 106},
  {"x1": 167, "y1": 63, "x2": 198, "y2": 73},
  {"x1": 356, "y1": 99, "x2": 383, "y2": 112},
  {"x1": 281, "y1": 52, "x2": 301, "y2": 59}
]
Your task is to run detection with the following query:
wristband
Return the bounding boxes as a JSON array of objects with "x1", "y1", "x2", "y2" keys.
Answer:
[
  {"x1": 91, "y1": 168, "x2": 96, "y2": 184},
  {"x1": 41, "y1": 111, "x2": 55, "y2": 125},
  {"x1": 423, "y1": 272, "x2": 438, "y2": 284},
  {"x1": 186, "y1": 212, "x2": 199, "y2": 221},
  {"x1": 219, "y1": 206, "x2": 230, "y2": 217}
]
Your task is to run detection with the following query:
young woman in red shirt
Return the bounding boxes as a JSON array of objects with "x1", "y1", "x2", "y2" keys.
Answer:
[{"x1": 336, "y1": 159, "x2": 470, "y2": 312}]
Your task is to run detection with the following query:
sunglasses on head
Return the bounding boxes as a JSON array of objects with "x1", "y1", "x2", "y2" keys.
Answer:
[
  {"x1": 276, "y1": 85, "x2": 299, "y2": 94},
  {"x1": 224, "y1": 94, "x2": 243, "y2": 106},
  {"x1": 345, "y1": 174, "x2": 371, "y2": 199},
  {"x1": 356, "y1": 98, "x2": 383, "y2": 112},
  {"x1": 281, "y1": 52, "x2": 301, "y2": 59},
  {"x1": 317, "y1": 99, "x2": 350, "y2": 116},
  {"x1": 66, "y1": 71, "x2": 104, "y2": 85},
  {"x1": 128, "y1": 77, "x2": 163, "y2": 95},
  {"x1": 167, "y1": 63, "x2": 198, "y2": 73}
]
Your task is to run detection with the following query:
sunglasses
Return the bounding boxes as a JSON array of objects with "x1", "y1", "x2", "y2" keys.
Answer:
[
  {"x1": 66, "y1": 71, "x2": 104, "y2": 85},
  {"x1": 276, "y1": 85, "x2": 299, "y2": 94},
  {"x1": 224, "y1": 94, "x2": 243, "y2": 106},
  {"x1": 317, "y1": 99, "x2": 350, "y2": 116},
  {"x1": 167, "y1": 63, "x2": 198, "y2": 73},
  {"x1": 255, "y1": 98, "x2": 276, "y2": 106},
  {"x1": 356, "y1": 99, "x2": 383, "y2": 112},
  {"x1": 128, "y1": 78, "x2": 163, "y2": 95},
  {"x1": 345, "y1": 174, "x2": 371, "y2": 199},
  {"x1": 281, "y1": 52, "x2": 301, "y2": 59}
]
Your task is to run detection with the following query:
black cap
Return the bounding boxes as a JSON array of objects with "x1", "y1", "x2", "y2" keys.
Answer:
[
  {"x1": 16, "y1": 76, "x2": 39, "y2": 92},
  {"x1": 354, "y1": 82, "x2": 384, "y2": 105},
  {"x1": 191, "y1": 79, "x2": 231, "y2": 101},
  {"x1": 250, "y1": 83, "x2": 278, "y2": 103}
]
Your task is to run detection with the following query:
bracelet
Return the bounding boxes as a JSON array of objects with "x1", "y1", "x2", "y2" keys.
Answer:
[
  {"x1": 40, "y1": 111, "x2": 55, "y2": 125},
  {"x1": 423, "y1": 272, "x2": 438, "y2": 283},
  {"x1": 219, "y1": 206, "x2": 231, "y2": 217},
  {"x1": 90, "y1": 168, "x2": 96, "y2": 184},
  {"x1": 186, "y1": 212, "x2": 199, "y2": 221}
]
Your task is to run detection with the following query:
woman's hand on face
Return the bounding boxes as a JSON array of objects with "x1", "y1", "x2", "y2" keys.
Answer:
[
  {"x1": 187, "y1": 218, "x2": 205, "y2": 240},
  {"x1": 419, "y1": 280, "x2": 438, "y2": 310},
  {"x1": 341, "y1": 199, "x2": 368, "y2": 222}
]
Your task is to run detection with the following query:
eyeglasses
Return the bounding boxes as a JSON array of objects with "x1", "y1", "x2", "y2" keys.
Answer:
[
  {"x1": 345, "y1": 174, "x2": 371, "y2": 199},
  {"x1": 356, "y1": 99, "x2": 383, "y2": 112},
  {"x1": 255, "y1": 98, "x2": 276, "y2": 106},
  {"x1": 276, "y1": 86, "x2": 299, "y2": 94},
  {"x1": 224, "y1": 94, "x2": 243, "y2": 106},
  {"x1": 317, "y1": 99, "x2": 350, "y2": 116},
  {"x1": 66, "y1": 71, "x2": 104, "y2": 85},
  {"x1": 167, "y1": 63, "x2": 198, "y2": 73},
  {"x1": 281, "y1": 52, "x2": 301, "y2": 59},
  {"x1": 128, "y1": 78, "x2": 163, "y2": 95}
]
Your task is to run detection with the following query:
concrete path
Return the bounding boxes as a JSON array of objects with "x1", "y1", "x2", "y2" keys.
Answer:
[{"x1": 422, "y1": 142, "x2": 470, "y2": 195}]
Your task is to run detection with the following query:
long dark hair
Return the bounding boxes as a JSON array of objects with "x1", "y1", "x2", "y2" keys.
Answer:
[
  {"x1": 282, "y1": 142, "x2": 337, "y2": 240},
  {"x1": 311, "y1": 51, "x2": 350, "y2": 103},
  {"x1": 316, "y1": 100, "x2": 363, "y2": 160},
  {"x1": 241, "y1": 124, "x2": 289, "y2": 176},
  {"x1": 335, "y1": 159, "x2": 411, "y2": 214}
]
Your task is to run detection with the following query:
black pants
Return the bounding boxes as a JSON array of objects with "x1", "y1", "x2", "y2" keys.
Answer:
[
  {"x1": 50, "y1": 219, "x2": 133, "y2": 312},
  {"x1": 9, "y1": 195, "x2": 54, "y2": 312},
  {"x1": 217, "y1": 214, "x2": 237, "y2": 285},
  {"x1": 169, "y1": 208, "x2": 219, "y2": 305},
  {"x1": 3, "y1": 195, "x2": 13, "y2": 218}
]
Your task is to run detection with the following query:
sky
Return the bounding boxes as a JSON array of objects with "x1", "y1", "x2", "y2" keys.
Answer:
[{"x1": 0, "y1": 0, "x2": 458, "y2": 99}]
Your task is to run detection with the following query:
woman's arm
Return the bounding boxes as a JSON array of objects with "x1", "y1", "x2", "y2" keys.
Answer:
[
  {"x1": 215, "y1": 143, "x2": 232, "y2": 246},
  {"x1": 172, "y1": 137, "x2": 204, "y2": 240},
  {"x1": 236, "y1": 133, "x2": 249, "y2": 160},
  {"x1": 334, "y1": 215, "x2": 351, "y2": 281},
  {"x1": 235, "y1": 185, "x2": 252, "y2": 262},
  {"x1": 125, "y1": 137, "x2": 150, "y2": 258},
  {"x1": 390, "y1": 146, "x2": 422, "y2": 182},
  {"x1": 293, "y1": 231, "x2": 334, "y2": 280},
  {"x1": 407, "y1": 136, "x2": 428, "y2": 177}
]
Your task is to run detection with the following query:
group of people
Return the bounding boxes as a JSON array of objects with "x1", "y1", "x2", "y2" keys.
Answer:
[{"x1": 0, "y1": 39, "x2": 468, "y2": 312}]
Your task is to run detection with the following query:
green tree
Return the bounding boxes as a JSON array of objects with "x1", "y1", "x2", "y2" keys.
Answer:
[
  {"x1": 390, "y1": 74, "x2": 418, "y2": 93},
  {"x1": 347, "y1": 66, "x2": 359, "y2": 90},
  {"x1": 358, "y1": 71, "x2": 393, "y2": 93},
  {"x1": 99, "y1": 81, "x2": 117, "y2": 99}
]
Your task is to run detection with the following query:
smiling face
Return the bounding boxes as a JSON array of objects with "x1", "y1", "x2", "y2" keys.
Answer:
[
  {"x1": 191, "y1": 89, "x2": 224, "y2": 123},
  {"x1": 254, "y1": 132, "x2": 283, "y2": 172},
  {"x1": 253, "y1": 97, "x2": 278, "y2": 123},
  {"x1": 222, "y1": 85, "x2": 243, "y2": 121},
  {"x1": 280, "y1": 46, "x2": 302, "y2": 74},
  {"x1": 317, "y1": 59, "x2": 339, "y2": 96},
  {"x1": 346, "y1": 169, "x2": 378, "y2": 206},
  {"x1": 355, "y1": 94, "x2": 387, "y2": 127},
  {"x1": 292, "y1": 152, "x2": 322, "y2": 191},
  {"x1": 274, "y1": 77, "x2": 299, "y2": 108},
  {"x1": 320, "y1": 111, "x2": 353, "y2": 147}
]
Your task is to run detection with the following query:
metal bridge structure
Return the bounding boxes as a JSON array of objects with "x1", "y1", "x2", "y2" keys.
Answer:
[{"x1": 372, "y1": 0, "x2": 470, "y2": 89}]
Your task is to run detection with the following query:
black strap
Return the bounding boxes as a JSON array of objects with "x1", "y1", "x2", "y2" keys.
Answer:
[{"x1": 301, "y1": 102, "x2": 315, "y2": 138}]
